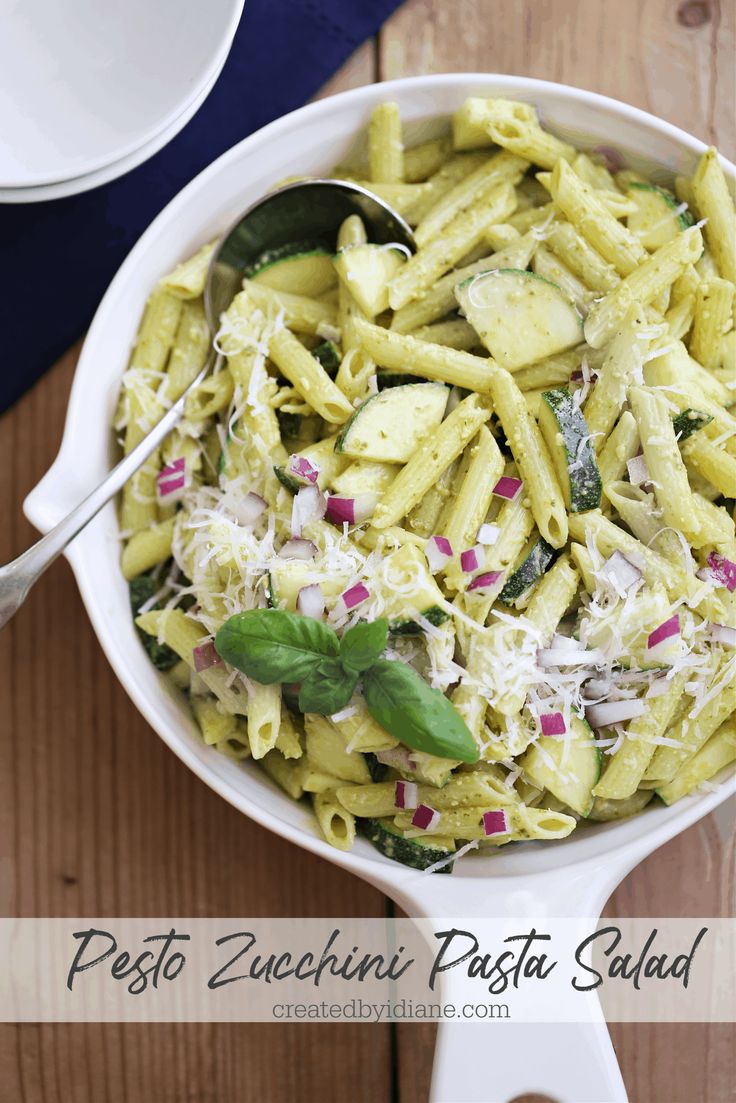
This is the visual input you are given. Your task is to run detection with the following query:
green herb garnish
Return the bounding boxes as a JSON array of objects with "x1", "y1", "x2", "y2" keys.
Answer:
[{"x1": 214, "y1": 609, "x2": 478, "y2": 763}]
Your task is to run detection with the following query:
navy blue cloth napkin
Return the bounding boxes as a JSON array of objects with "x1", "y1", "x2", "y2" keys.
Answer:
[{"x1": 0, "y1": 0, "x2": 402, "y2": 413}]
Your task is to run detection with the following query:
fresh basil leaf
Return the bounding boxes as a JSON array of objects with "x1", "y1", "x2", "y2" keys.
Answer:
[
  {"x1": 363, "y1": 659, "x2": 479, "y2": 763},
  {"x1": 215, "y1": 609, "x2": 338, "y2": 683},
  {"x1": 298, "y1": 658, "x2": 357, "y2": 715},
  {"x1": 339, "y1": 618, "x2": 388, "y2": 674}
]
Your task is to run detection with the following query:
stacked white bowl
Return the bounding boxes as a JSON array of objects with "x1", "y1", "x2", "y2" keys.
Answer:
[{"x1": 0, "y1": 0, "x2": 244, "y2": 202}]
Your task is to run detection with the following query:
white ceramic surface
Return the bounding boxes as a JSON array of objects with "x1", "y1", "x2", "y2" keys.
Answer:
[
  {"x1": 0, "y1": 56, "x2": 222, "y2": 204},
  {"x1": 0, "y1": 0, "x2": 243, "y2": 188},
  {"x1": 24, "y1": 75, "x2": 736, "y2": 1103}
]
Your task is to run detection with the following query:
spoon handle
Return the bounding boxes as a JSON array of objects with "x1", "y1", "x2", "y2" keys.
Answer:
[{"x1": 0, "y1": 350, "x2": 220, "y2": 630}]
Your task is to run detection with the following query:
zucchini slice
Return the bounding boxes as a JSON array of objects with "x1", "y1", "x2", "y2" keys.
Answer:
[
  {"x1": 274, "y1": 435, "x2": 348, "y2": 493},
  {"x1": 377, "y1": 371, "x2": 425, "y2": 389},
  {"x1": 499, "y1": 533, "x2": 556, "y2": 605},
  {"x1": 521, "y1": 715, "x2": 601, "y2": 817},
  {"x1": 333, "y1": 244, "x2": 406, "y2": 317},
  {"x1": 249, "y1": 242, "x2": 337, "y2": 297},
  {"x1": 627, "y1": 183, "x2": 694, "y2": 251},
  {"x1": 330, "y1": 460, "x2": 401, "y2": 496},
  {"x1": 380, "y1": 544, "x2": 450, "y2": 635},
  {"x1": 537, "y1": 387, "x2": 602, "y2": 512},
  {"x1": 361, "y1": 818, "x2": 455, "y2": 872},
  {"x1": 336, "y1": 383, "x2": 448, "y2": 463},
  {"x1": 672, "y1": 407, "x2": 714, "y2": 442},
  {"x1": 455, "y1": 268, "x2": 583, "y2": 371}
]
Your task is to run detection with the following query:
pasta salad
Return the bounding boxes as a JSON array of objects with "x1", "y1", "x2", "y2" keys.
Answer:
[{"x1": 116, "y1": 97, "x2": 736, "y2": 872}]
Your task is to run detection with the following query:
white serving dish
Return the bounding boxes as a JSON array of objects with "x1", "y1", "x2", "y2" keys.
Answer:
[
  {"x1": 24, "y1": 74, "x2": 735, "y2": 1103},
  {"x1": 0, "y1": 0, "x2": 243, "y2": 189}
]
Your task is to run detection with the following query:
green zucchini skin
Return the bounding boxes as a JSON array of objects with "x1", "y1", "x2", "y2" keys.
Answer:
[
  {"x1": 672, "y1": 408, "x2": 714, "y2": 441},
  {"x1": 273, "y1": 465, "x2": 302, "y2": 494},
  {"x1": 129, "y1": 574, "x2": 180, "y2": 671},
  {"x1": 277, "y1": 411, "x2": 303, "y2": 441},
  {"x1": 361, "y1": 818, "x2": 454, "y2": 872},
  {"x1": 377, "y1": 371, "x2": 425, "y2": 389},
  {"x1": 365, "y1": 754, "x2": 389, "y2": 783},
  {"x1": 242, "y1": 238, "x2": 329, "y2": 278},
  {"x1": 388, "y1": 605, "x2": 450, "y2": 636},
  {"x1": 499, "y1": 537, "x2": 556, "y2": 604},
  {"x1": 312, "y1": 340, "x2": 341, "y2": 375},
  {"x1": 539, "y1": 387, "x2": 602, "y2": 512}
]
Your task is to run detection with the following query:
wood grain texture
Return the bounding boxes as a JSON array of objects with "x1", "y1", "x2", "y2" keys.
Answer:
[{"x1": 0, "y1": 2, "x2": 734, "y2": 1100}]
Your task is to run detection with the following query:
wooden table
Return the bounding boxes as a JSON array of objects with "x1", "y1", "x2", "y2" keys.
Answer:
[{"x1": 1, "y1": 1, "x2": 734, "y2": 1099}]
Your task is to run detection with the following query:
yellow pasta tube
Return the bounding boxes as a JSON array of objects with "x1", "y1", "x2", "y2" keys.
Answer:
[
  {"x1": 691, "y1": 147, "x2": 736, "y2": 282},
  {"x1": 593, "y1": 671, "x2": 690, "y2": 800},
  {"x1": 159, "y1": 241, "x2": 216, "y2": 300},
  {"x1": 681, "y1": 435, "x2": 736, "y2": 497},
  {"x1": 312, "y1": 791, "x2": 356, "y2": 850},
  {"x1": 403, "y1": 136, "x2": 453, "y2": 182},
  {"x1": 656, "y1": 719, "x2": 736, "y2": 805},
  {"x1": 268, "y1": 328, "x2": 353, "y2": 423},
  {"x1": 549, "y1": 158, "x2": 647, "y2": 276},
  {"x1": 368, "y1": 102, "x2": 404, "y2": 183},
  {"x1": 583, "y1": 306, "x2": 649, "y2": 451},
  {"x1": 121, "y1": 517, "x2": 175, "y2": 580},
  {"x1": 628, "y1": 385, "x2": 702, "y2": 540},
  {"x1": 544, "y1": 221, "x2": 620, "y2": 294},
  {"x1": 645, "y1": 662, "x2": 736, "y2": 783},
  {"x1": 388, "y1": 182, "x2": 517, "y2": 310},
  {"x1": 353, "y1": 316, "x2": 500, "y2": 393},
  {"x1": 247, "y1": 681, "x2": 282, "y2": 759},
  {"x1": 689, "y1": 278, "x2": 734, "y2": 370},
  {"x1": 489, "y1": 370, "x2": 568, "y2": 548},
  {"x1": 584, "y1": 226, "x2": 703, "y2": 348},
  {"x1": 442, "y1": 426, "x2": 505, "y2": 589},
  {"x1": 415, "y1": 150, "x2": 527, "y2": 246},
  {"x1": 163, "y1": 299, "x2": 211, "y2": 402},
  {"x1": 597, "y1": 411, "x2": 640, "y2": 502},
  {"x1": 372, "y1": 394, "x2": 494, "y2": 529},
  {"x1": 129, "y1": 287, "x2": 183, "y2": 374}
]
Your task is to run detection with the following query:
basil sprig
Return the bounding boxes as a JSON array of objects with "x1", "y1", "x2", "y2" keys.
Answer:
[{"x1": 214, "y1": 609, "x2": 478, "y2": 762}]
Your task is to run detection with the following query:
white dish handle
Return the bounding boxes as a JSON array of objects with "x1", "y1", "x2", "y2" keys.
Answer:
[
  {"x1": 430, "y1": 1018, "x2": 625, "y2": 1103},
  {"x1": 382, "y1": 859, "x2": 632, "y2": 1103}
]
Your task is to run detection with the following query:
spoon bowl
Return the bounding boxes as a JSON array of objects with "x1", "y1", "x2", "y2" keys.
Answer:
[{"x1": 205, "y1": 178, "x2": 416, "y2": 327}]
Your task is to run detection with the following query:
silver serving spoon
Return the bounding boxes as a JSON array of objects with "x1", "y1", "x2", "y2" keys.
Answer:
[{"x1": 0, "y1": 180, "x2": 415, "y2": 630}]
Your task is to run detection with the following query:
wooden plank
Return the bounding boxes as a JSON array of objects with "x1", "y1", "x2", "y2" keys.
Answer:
[
  {"x1": 0, "y1": 43, "x2": 393, "y2": 1103},
  {"x1": 378, "y1": 1, "x2": 736, "y2": 1100}
]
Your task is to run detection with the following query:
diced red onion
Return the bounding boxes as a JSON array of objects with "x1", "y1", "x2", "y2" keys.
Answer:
[
  {"x1": 376, "y1": 746, "x2": 416, "y2": 772},
  {"x1": 600, "y1": 550, "x2": 642, "y2": 592},
  {"x1": 537, "y1": 646, "x2": 605, "y2": 667},
  {"x1": 326, "y1": 493, "x2": 377, "y2": 526},
  {"x1": 477, "y1": 523, "x2": 500, "y2": 546},
  {"x1": 539, "y1": 711, "x2": 566, "y2": 736},
  {"x1": 482, "y1": 809, "x2": 509, "y2": 837},
  {"x1": 696, "y1": 567, "x2": 716, "y2": 584},
  {"x1": 235, "y1": 491, "x2": 267, "y2": 526},
  {"x1": 493, "y1": 476, "x2": 523, "y2": 501},
  {"x1": 291, "y1": 485, "x2": 326, "y2": 537},
  {"x1": 708, "y1": 553, "x2": 736, "y2": 592},
  {"x1": 411, "y1": 804, "x2": 441, "y2": 831},
  {"x1": 460, "y1": 545, "x2": 482, "y2": 573},
  {"x1": 395, "y1": 780, "x2": 419, "y2": 810},
  {"x1": 627, "y1": 454, "x2": 650, "y2": 486},
  {"x1": 586, "y1": 698, "x2": 646, "y2": 727},
  {"x1": 570, "y1": 370, "x2": 585, "y2": 383},
  {"x1": 157, "y1": 456, "x2": 188, "y2": 502},
  {"x1": 335, "y1": 582, "x2": 370, "y2": 616},
  {"x1": 279, "y1": 538, "x2": 317, "y2": 560},
  {"x1": 647, "y1": 614, "x2": 680, "y2": 650},
  {"x1": 425, "y1": 535, "x2": 453, "y2": 572},
  {"x1": 297, "y1": 584, "x2": 325, "y2": 619},
  {"x1": 467, "y1": 570, "x2": 504, "y2": 592},
  {"x1": 287, "y1": 454, "x2": 319, "y2": 485},
  {"x1": 192, "y1": 642, "x2": 222, "y2": 673},
  {"x1": 709, "y1": 623, "x2": 736, "y2": 648}
]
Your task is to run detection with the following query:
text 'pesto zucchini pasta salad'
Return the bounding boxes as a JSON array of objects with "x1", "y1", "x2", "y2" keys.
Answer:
[{"x1": 116, "y1": 96, "x2": 736, "y2": 872}]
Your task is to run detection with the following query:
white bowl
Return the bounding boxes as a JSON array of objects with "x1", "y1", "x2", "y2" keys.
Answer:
[
  {"x1": 0, "y1": 51, "x2": 223, "y2": 204},
  {"x1": 24, "y1": 74, "x2": 736, "y2": 1103},
  {"x1": 0, "y1": 0, "x2": 244, "y2": 188},
  {"x1": 24, "y1": 72, "x2": 735, "y2": 904}
]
